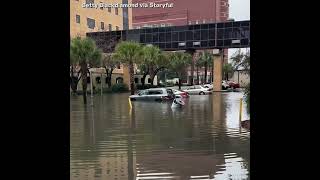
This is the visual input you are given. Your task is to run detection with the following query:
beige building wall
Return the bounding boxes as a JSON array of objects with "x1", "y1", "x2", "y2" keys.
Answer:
[
  {"x1": 71, "y1": 0, "x2": 132, "y2": 38},
  {"x1": 71, "y1": 0, "x2": 133, "y2": 89}
]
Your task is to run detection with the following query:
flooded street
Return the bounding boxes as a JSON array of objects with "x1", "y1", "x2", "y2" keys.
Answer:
[{"x1": 70, "y1": 92, "x2": 250, "y2": 180}]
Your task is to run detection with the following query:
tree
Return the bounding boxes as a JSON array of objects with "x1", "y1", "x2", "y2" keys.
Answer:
[
  {"x1": 199, "y1": 51, "x2": 213, "y2": 84},
  {"x1": 137, "y1": 63, "x2": 149, "y2": 89},
  {"x1": 101, "y1": 54, "x2": 119, "y2": 88},
  {"x1": 231, "y1": 49, "x2": 250, "y2": 113},
  {"x1": 70, "y1": 37, "x2": 102, "y2": 104},
  {"x1": 168, "y1": 52, "x2": 192, "y2": 90},
  {"x1": 223, "y1": 63, "x2": 234, "y2": 81},
  {"x1": 140, "y1": 45, "x2": 161, "y2": 88},
  {"x1": 112, "y1": 41, "x2": 143, "y2": 95},
  {"x1": 149, "y1": 52, "x2": 169, "y2": 86},
  {"x1": 195, "y1": 55, "x2": 203, "y2": 85},
  {"x1": 231, "y1": 49, "x2": 250, "y2": 74},
  {"x1": 70, "y1": 58, "x2": 81, "y2": 94}
]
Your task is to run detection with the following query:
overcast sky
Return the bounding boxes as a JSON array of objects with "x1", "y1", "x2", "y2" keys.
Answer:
[{"x1": 228, "y1": 0, "x2": 250, "y2": 60}]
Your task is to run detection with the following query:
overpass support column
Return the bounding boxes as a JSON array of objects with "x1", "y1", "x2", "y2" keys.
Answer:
[{"x1": 213, "y1": 49, "x2": 223, "y2": 91}]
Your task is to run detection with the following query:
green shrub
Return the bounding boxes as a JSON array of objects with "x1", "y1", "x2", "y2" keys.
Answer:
[{"x1": 111, "y1": 83, "x2": 129, "y2": 93}]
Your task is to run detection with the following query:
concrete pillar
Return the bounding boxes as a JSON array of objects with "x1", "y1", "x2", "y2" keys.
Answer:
[
  {"x1": 212, "y1": 92, "x2": 222, "y2": 122},
  {"x1": 123, "y1": 65, "x2": 131, "y2": 90},
  {"x1": 213, "y1": 53, "x2": 223, "y2": 91}
]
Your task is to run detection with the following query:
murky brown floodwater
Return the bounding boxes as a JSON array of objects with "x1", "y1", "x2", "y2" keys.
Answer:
[{"x1": 70, "y1": 92, "x2": 250, "y2": 180}]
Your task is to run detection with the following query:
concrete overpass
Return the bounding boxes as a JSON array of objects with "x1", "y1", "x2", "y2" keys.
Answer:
[{"x1": 87, "y1": 20, "x2": 250, "y2": 91}]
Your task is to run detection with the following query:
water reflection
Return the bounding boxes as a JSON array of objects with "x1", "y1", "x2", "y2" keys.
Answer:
[{"x1": 70, "y1": 92, "x2": 250, "y2": 180}]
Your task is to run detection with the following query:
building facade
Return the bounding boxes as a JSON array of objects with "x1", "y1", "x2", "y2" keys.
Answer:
[
  {"x1": 132, "y1": 0, "x2": 229, "y2": 28},
  {"x1": 132, "y1": 0, "x2": 229, "y2": 85},
  {"x1": 71, "y1": 0, "x2": 132, "y2": 38},
  {"x1": 71, "y1": 0, "x2": 134, "y2": 89}
]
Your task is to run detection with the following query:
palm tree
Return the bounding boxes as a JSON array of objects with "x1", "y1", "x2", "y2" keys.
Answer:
[
  {"x1": 199, "y1": 51, "x2": 213, "y2": 84},
  {"x1": 112, "y1": 41, "x2": 143, "y2": 95},
  {"x1": 223, "y1": 63, "x2": 234, "y2": 81},
  {"x1": 101, "y1": 54, "x2": 119, "y2": 88},
  {"x1": 70, "y1": 37, "x2": 102, "y2": 104},
  {"x1": 140, "y1": 45, "x2": 161, "y2": 87},
  {"x1": 150, "y1": 52, "x2": 169, "y2": 86},
  {"x1": 195, "y1": 56, "x2": 203, "y2": 85},
  {"x1": 168, "y1": 52, "x2": 192, "y2": 90}
]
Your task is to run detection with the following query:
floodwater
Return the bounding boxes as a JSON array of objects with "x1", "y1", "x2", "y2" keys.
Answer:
[{"x1": 70, "y1": 92, "x2": 250, "y2": 180}]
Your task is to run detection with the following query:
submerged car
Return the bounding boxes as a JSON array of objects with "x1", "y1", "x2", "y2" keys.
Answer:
[
  {"x1": 227, "y1": 80, "x2": 240, "y2": 89},
  {"x1": 171, "y1": 89, "x2": 190, "y2": 98},
  {"x1": 129, "y1": 88, "x2": 174, "y2": 101},
  {"x1": 203, "y1": 81, "x2": 230, "y2": 90},
  {"x1": 184, "y1": 85, "x2": 212, "y2": 95}
]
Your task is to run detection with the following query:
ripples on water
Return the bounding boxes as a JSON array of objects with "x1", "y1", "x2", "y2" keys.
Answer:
[{"x1": 70, "y1": 92, "x2": 250, "y2": 180}]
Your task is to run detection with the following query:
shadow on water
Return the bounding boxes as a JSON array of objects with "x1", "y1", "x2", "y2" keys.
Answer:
[{"x1": 70, "y1": 92, "x2": 250, "y2": 180}]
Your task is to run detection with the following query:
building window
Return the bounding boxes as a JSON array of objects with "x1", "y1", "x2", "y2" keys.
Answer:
[
  {"x1": 87, "y1": 18, "x2": 95, "y2": 29},
  {"x1": 101, "y1": 22, "x2": 104, "y2": 30},
  {"x1": 115, "y1": 7, "x2": 118, "y2": 15},
  {"x1": 148, "y1": 78, "x2": 151, "y2": 83},
  {"x1": 76, "y1": 15, "x2": 80, "y2": 24},
  {"x1": 100, "y1": 2, "x2": 103, "y2": 10},
  {"x1": 86, "y1": 0, "x2": 94, "y2": 3},
  {"x1": 108, "y1": 7, "x2": 111, "y2": 13},
  {"x1": 134, "y1": 78, "x2": 139, "y2": 83},
  {"x1": 109, "y1": 24, "x2": 112, "y2": 31},
  {"x1": 116, "y1": 26, "x2": 119, "y2": 31}
]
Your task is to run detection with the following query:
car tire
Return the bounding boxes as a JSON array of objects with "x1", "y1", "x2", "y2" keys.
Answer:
[{"x1": 199, "y1": 91, "x2": 205, "y2": 95}]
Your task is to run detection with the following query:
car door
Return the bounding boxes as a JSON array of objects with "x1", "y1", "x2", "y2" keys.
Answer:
[{"x1": 186, "y1": 86, "x2": 196, "y2": 94}]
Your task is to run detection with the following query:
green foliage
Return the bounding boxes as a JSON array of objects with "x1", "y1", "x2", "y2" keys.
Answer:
[
  {"x1": 199, "y1": 50, "x2": 213, "y2": 66},
  {"x1": 111, "y1": 83, "x2": 129, "y2": 93},
  {"x1": 102, "y1": 53, "x2": 119, "y2": 69},
  {"x1": 142, "y1": 45, "x2": 161, "y2": 66},
  {"x1": 168, "y1": 52, "x2": 192, "y2": 77},
  {"x1": 112, "y1": 41, "x2": 143, "y2": 64},
  {"x1": 231, "y1": 50, "x2": 250, "y2": 73},
  {"x1": 70, "y1": 37, "x2": 102, "y2": 67}
]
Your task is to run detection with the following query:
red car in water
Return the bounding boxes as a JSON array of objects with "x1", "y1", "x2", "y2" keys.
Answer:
[{"x1": 227, "y1": 81, "x2": 240, "y2": 89}]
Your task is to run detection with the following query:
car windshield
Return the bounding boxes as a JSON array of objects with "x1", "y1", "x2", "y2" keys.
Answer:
[
  {"x1": 138, "y1": 90, "x2": 146, "y2": 95},
  {"x1": 166, "y1": 89, "x2": 173, "y2": 95}
]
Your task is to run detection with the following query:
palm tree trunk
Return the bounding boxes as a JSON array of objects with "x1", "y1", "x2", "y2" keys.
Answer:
[
  {"x1": 211, "y1": 65, "x2": 214, "y2": 82},
  {"x1": 107, "y1": 69, "x2": 114, "y2": 88},
  {"x1": 204, "y1": 61, "x2": 208, "y2": 84},
  {"x1": 129, "y1": 61, "x2": 135, "y2": 95},
  {"x1": 81, "y1": 63, "x2": 88, "y2": 104},
  {"x1": 149, "y1": 66, "x2": 156, "y2": 86},
  {"x1": 190, "y1": 61, "x2": 194, "y2": 86},
  {"x1": 196, "y1": 66, "x2": 199, "y2": 85},
  {"x1": 142, "y1": 73, "x2": 148, "y2": 89}
]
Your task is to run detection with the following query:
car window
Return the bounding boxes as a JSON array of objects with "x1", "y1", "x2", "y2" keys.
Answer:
[
  {"x1": 166, "y1": 89, "x2": 173, "y2": 95},
  {"x1": 148, "y1": 90, "x2": 163, "y2": 95},
  {"x1": 138, "y1": 90, "x2": 146, "y2": 95}
]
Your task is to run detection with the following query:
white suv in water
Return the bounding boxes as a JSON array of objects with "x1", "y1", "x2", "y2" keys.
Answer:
[
  {"x1": 184, "y1": 85, "x2": 212, "y2": 95},
  {"x1": 203, "y1": 81, "x2": 230, "y2": 90}
]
